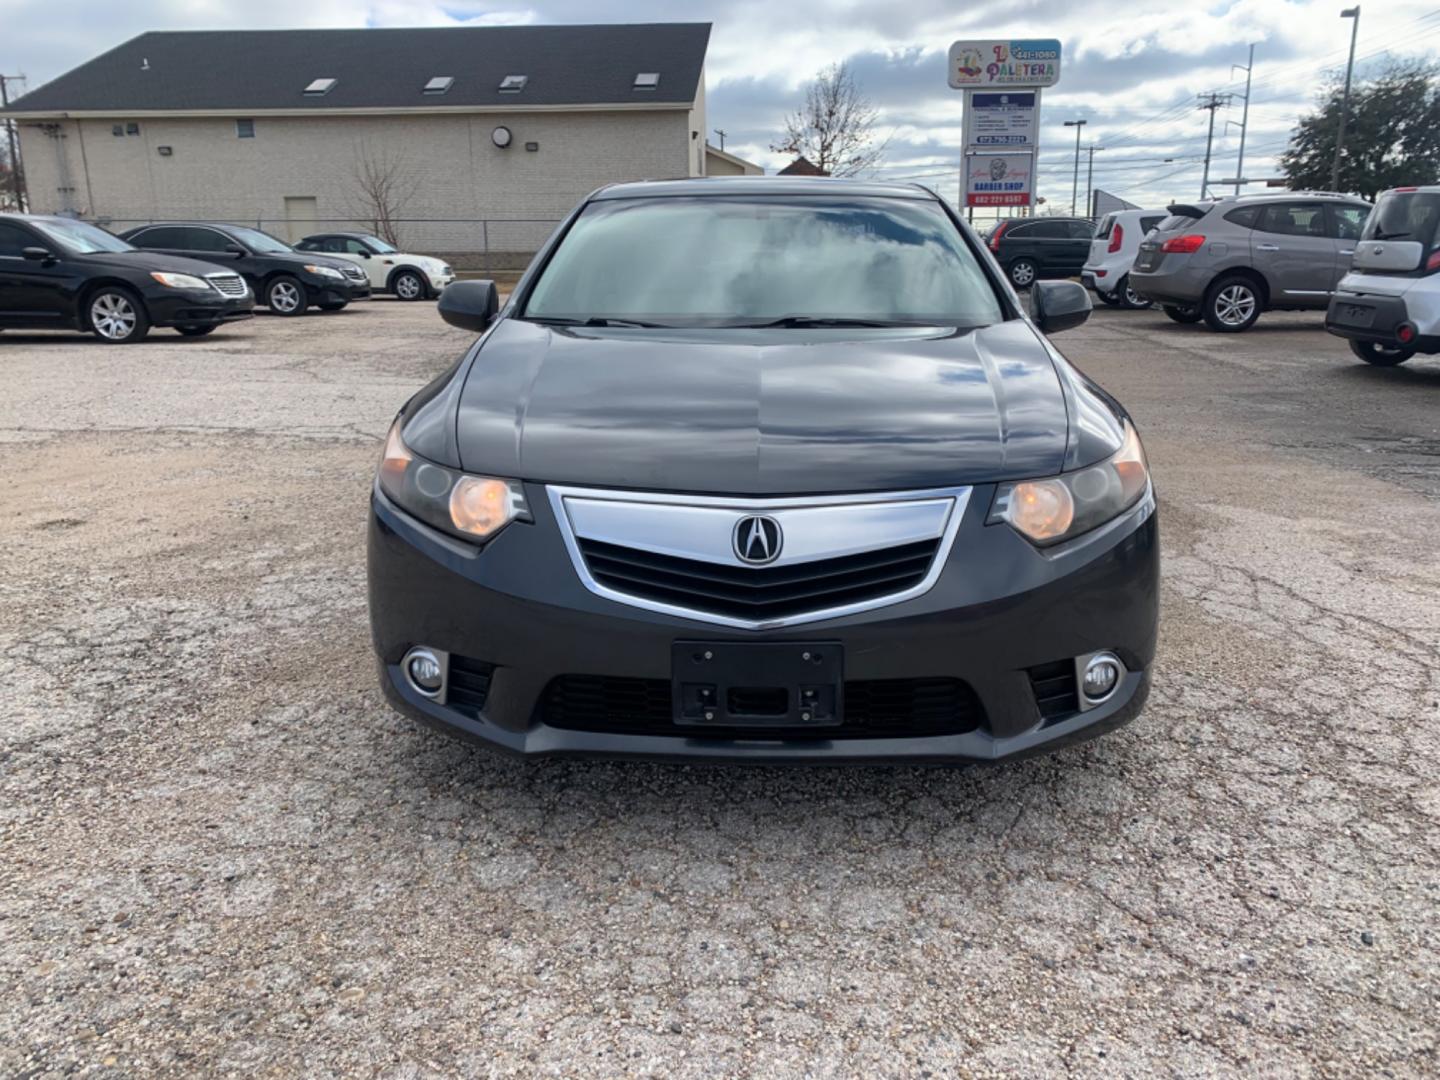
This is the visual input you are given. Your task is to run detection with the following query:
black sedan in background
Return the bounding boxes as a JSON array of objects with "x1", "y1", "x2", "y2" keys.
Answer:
[
  {"x1": 121, "y1": 222, "x2": 369, "y2": 315},
  {"x1": 986, "y1": 215, "x2": 1096, "y2": 289},
  {"x1": 0, "y1": 214, "x2": 253, "y2": 343},
  {"x1": 368, "y1": 178, "x2": 1159, "y2": 764}
]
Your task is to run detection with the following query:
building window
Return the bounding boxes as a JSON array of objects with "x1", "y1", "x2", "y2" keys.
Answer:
[
  {"x1": 236, "y1": 119, "x2": 255, "y2": 139},
  {"x1": 423, "y1": 76, "x2": 454, "y2": 95},
  {"x1": 498, "y1": 74, "x2": 527, "y2": 93},
  {"x1": 125, "y1": 122, "x2": 140, "y2": 135},
  {"x1": 303, "y1": 78, "x2": 337, "y2": 97},
  {"x1": 112, "y1": 124, "x2": 124, "y2": 137},
  {"x1": 633, "y1": 73, "x2": 660, "y2": 90}
]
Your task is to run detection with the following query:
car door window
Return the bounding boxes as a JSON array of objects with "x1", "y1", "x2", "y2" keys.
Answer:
[
  {"x1": 0, "y1": 221, "x2": 38, "y2": 257},
  {"x1": 1065, "y1": 220, "x2": 1095, "y2": 240},
  {"x1": 343, "y1": 238, "x2": 371, "y2": 254},
  {"x1": 1028, "y1": 221, "x2": 1066, "y2": 239},
  {"x1": 1329, "y1": 205, "x2": 1367, "y2": 241},
  {"x1": 132, "y1": 225, "x2": 186, "y2": 248},
  {"x1": 183, "y1": 227, "x2": 233, "y2": 253},
  {"x1": 1139, "y1": 215, "x2": 1163, "y2": 234},
  {"x1": 1257, "y1": 203, "x2": 1327, "y2": 237}
]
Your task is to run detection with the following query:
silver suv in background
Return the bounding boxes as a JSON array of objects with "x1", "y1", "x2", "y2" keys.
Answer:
[
  {"x1": 1082, "y1": 208, "x2": 1167, "y2": 309},
  {"x1": 1129, "y1": 192, "x2": 1372, "y2": 332},
  {"x1": 1326, "y1": 186, "x2": 1440, "y2": 366}
]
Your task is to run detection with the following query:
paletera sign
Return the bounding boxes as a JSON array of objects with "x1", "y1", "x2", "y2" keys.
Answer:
[{"x1": 948, "y1": 39, "x2": 1062, "y2": 89}]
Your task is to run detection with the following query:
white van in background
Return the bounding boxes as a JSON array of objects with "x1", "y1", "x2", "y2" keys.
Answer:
[{"x1": 1082, "y1": 209, "x2": 1168, "y2": 309}]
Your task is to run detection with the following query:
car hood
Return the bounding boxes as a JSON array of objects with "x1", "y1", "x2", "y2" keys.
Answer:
[
  {"x1": 80, "y1": 250, "x2": 244, "y2": 276},
  {"x1": 448, "y1": 319, "x2": 1072, "y2": 494}
]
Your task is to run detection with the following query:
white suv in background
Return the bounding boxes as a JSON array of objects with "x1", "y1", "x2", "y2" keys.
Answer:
[
  {"x1": 1082, "y1": 209, "x2": 1167, "y2": 309},
  {"x1": 295, "y1": 232, "x2": 455, "y2": 300}
]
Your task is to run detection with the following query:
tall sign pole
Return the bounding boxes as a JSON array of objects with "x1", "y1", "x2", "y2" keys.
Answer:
[
  {"x1": 949, "y1": 39, "x2": 1061, "y2": 226},
  {"x1": 1332, "y1": 7, "x2": 1361, "y2": 191}
]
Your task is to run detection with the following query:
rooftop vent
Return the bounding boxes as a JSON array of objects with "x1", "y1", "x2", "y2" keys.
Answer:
[
  {"x1": 634, "y1": 72, "x2": 660, "y2": 90},
  {"x1": 303, "y1": 78, "x2": 338, "y2": 97},
  {"x1": 424, "y1": 76, "x2": 454, "y2": 95},
  {"x1": 499, "y1": 74, "x2": 528, "y2": 93}
]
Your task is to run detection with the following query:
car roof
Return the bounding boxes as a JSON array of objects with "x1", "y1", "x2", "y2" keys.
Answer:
[
  {"x1": 299, "y1": 231, "x2": 372, "y2": 238},
  {"x1": 591, "y1": 176, "x2": 940, "y2": 201}
]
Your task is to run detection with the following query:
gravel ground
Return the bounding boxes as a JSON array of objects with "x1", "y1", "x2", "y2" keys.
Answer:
[{"x1": 1, "y1": 300, "x2": 1437, "y2": 1078}]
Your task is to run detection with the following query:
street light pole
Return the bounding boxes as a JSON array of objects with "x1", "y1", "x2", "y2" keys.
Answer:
[
  {"x1": 1231, "y1": 44, "x2": 1256, "y2": 196},
  {"x1": 1331, "y1": 6, "x2": 1361, "y2": 192},
  {"x1": 1064, "y1": 119, "x2": 1086, "y2": 215}
]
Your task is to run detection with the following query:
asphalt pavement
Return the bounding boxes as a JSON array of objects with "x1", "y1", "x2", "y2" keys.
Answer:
[{"x1": 1, "y1": 301, "x2": 1436, "y2": 1078}]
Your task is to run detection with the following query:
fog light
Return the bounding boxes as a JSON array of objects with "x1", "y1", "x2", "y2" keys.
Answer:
[
  {"x1": 403, "y1": 647, "x2": 444, "y2": 698},
  {"x1": 1082, "y1": 653, "x2": 1122, "y2": 703}
]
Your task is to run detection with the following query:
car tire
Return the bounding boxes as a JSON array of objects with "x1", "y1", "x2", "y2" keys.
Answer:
[
  {"x1": 1095, "y1": 289, "x2": 1121, "y2": 306},
  {"x1": 1117, "y1": 275, "x2": 1152, "y2": 310},
  {"x1": 318, "y1": 301, "x2": 349, "y2": 312},
  {"x1": 392, "y1": 269, "x2": 426, "y2": 301},
  {"x1": 87, "y1": 286, "x2": 150, "y2": 344},
  {"x1": 1349, "y1": 339, "x2": 1414, "y2": 366},
  {"x1": 1162, "y1": 304, "x2": 1203, "y2": 324},
  {"x1": 1008, "y1": 259, "x2": 1038, "y2": 288},
  {"x1": 1201, "y1": 276, "x2": 1262, "y2": 333},
  {"x1": 265, "y1": 275, "x2": 307, "y2": 316},
  {"x1": 176, "y1": 325, "x2": 218, "y2": 337}
]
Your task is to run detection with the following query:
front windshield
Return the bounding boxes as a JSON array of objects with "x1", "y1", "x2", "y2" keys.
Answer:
[
  {"x1": 1365, "y1": 192, "x2": 1440, "y2": 254},
  {"x1": 363, "y1": 235, "x2": 398, "y2": 254},
  {"x1": 227, "y1": 226, "x2": 294, "y2": 254},
  {"x1": 523, "y1": 195, "x2": 1005, "y2": 328},
  {"x1": 31, "y1": 219, "x2": 134, "y2": 254}
]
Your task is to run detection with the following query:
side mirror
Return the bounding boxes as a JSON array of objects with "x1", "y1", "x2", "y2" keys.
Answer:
[
  {"x1": 22, "y1": 246, "x2": 53, "y2": 263},
  {"x1": 1031, "y1": 280, "x2": 1091, "y2": 334},
  {"x1": 357, "y1": 250, "x2": 372, "y2": 259},
  {"x1": 224, "y1": 244, "x2": 246, "y2": 257},
  {"x1": 438, "y1": 280, "x2": 500, "y2": 332}
]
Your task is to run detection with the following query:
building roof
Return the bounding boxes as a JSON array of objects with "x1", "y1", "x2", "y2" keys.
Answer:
[
  {"x1": 777, "y1": 157, "x2": 829, "y2": 177},
  {"x1": 704, "y1": 143, "x2": 763, "y2": 174},
  {"x1": 4, "y1": 23, "x2": 711, "y2": 116}
]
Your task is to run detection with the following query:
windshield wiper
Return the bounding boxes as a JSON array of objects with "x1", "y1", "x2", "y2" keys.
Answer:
[
  {"x1": 526, "y1": 315, "x2": 669, "y2": 328},
  {"x1": 740, "y1": 315, "x2": 924, "y2": 328}
]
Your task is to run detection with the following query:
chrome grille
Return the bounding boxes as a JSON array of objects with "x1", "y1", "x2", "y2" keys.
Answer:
[
  {"x1": 340, "y1": 264, "x2": 367, "y2": 283},
  {"x1": 206, "y1": 273, "x2": 248, "y2": 297},
  {"x1": 549, "y1": 485, "x2": 970, "y2": 630}
]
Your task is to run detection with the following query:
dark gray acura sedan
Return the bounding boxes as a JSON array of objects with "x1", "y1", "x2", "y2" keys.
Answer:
[{"x1": 368, "y1": 178, "x2": 1158, "y2": 763}]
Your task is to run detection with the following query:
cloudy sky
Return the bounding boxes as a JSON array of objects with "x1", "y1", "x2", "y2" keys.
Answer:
[{"x1": 3, "y1": 0, "x2": 1437, "y2": 215}]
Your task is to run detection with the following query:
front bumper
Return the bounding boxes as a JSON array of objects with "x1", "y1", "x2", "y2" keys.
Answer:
[
  {"x1": 367, "y1": 481, "x2": 1160, "y2": 764},
  {"x1": 144, "y1": 289, "x2": 254, "y2": 327},
  {"x1": 1325, "y1": 290, "x2": 1440, "y2": 353}
]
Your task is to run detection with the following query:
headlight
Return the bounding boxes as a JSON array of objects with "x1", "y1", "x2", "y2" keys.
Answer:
[
  {"x1": 990, "y1": 422, "x2": 1149, "y2": 546},
  {"x1": 150, "y1": 271, "x2": 212, "y2": 290},
  {"x1": 305, "y1": 264, "x2": 345, "y2": 280},
  {"x1": 377, "y1": 419, "x2": 530, "y2": 542}
]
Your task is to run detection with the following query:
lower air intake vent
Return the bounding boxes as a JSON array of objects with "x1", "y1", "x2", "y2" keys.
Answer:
[
  {"x1": 541, "y1": 675, "x2": 982, "y2": 739},
  {"x1": 447, "y1": 654, "x2": 494, "y2": 714},
  {"x1": 1026, "y1": 660, "x2": 1079, "y2": 723}
]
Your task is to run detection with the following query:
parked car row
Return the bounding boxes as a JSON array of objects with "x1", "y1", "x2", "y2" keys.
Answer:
[{"x1": 0, "y1": 213, "x2": 455, "y2": 343}]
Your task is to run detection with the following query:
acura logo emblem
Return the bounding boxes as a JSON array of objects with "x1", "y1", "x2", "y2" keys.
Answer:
[{"x1": 733, "y1": 515, "x2": 782, "y2": 565}]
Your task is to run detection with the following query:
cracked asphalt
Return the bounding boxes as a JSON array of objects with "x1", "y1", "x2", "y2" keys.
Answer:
[{"x1": 1, "y1": 300, "x2": 1437, "y2": 1078}]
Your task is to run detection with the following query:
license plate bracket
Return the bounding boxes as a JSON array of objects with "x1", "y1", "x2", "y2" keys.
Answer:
[
  {"x1": 672, "y1": 641, "x2": 843, "y2": 729},
  {"x1": 1334, "y1": 302, "x2": 1376, "y2": 328}
]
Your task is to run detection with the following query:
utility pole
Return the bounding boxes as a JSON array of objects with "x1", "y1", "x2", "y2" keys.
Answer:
[
  {"x1": 712, "y1": 128, "x2": 727, "y2": 151},
  {"x1": 0, "y1": 73, "x2": 27, "y2": 213},
  {"x1": 1230, "y1": 44, "x2": 1256, "y2": 195},
  {"x1": 1332, "y1": 6, "x2": 1361, "y2": 191},
  {"x1": 1196, "y1": 92, "x2": 1231, "y2": 199},
  {"x1": 1084, "y1": 145, "x2": 1104, "y2": 217},
  {"x1": 1063, "y1": 119, "x2": 1086, "y2": 215}
]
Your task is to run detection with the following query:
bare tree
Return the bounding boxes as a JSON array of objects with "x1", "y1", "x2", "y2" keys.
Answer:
[
  {"x1": 771, "y1": 62, "x2": 886, "y2": 176},
  {"x1": 347, "y1": 141, "x2": 418, "y2": 248}
]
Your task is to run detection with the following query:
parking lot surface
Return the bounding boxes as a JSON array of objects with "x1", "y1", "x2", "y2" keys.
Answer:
[{"x1": 2, "y1": 302, "x2": 1437, "y2": 1078}]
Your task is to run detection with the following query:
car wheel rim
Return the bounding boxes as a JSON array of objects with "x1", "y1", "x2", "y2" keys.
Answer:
[
  {"x1": 91, "y1": 294, "x2": 136, "y2": 339},
  {"x1": 1013, "y1": 264, "x2": 1034, "y2": 286},
  {"x1": 1125, "y1": 287, "x2": 1146, "y2": 307},
  {"x1": 397, "y1": 275, "x2": 421, "y2": 299},
  {"x1": 270, "y1": 282, "x2": 300, "y2": 312},
  {"x1": 1214, "y1": 285, "x2": 1255, "y2": 326}
]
